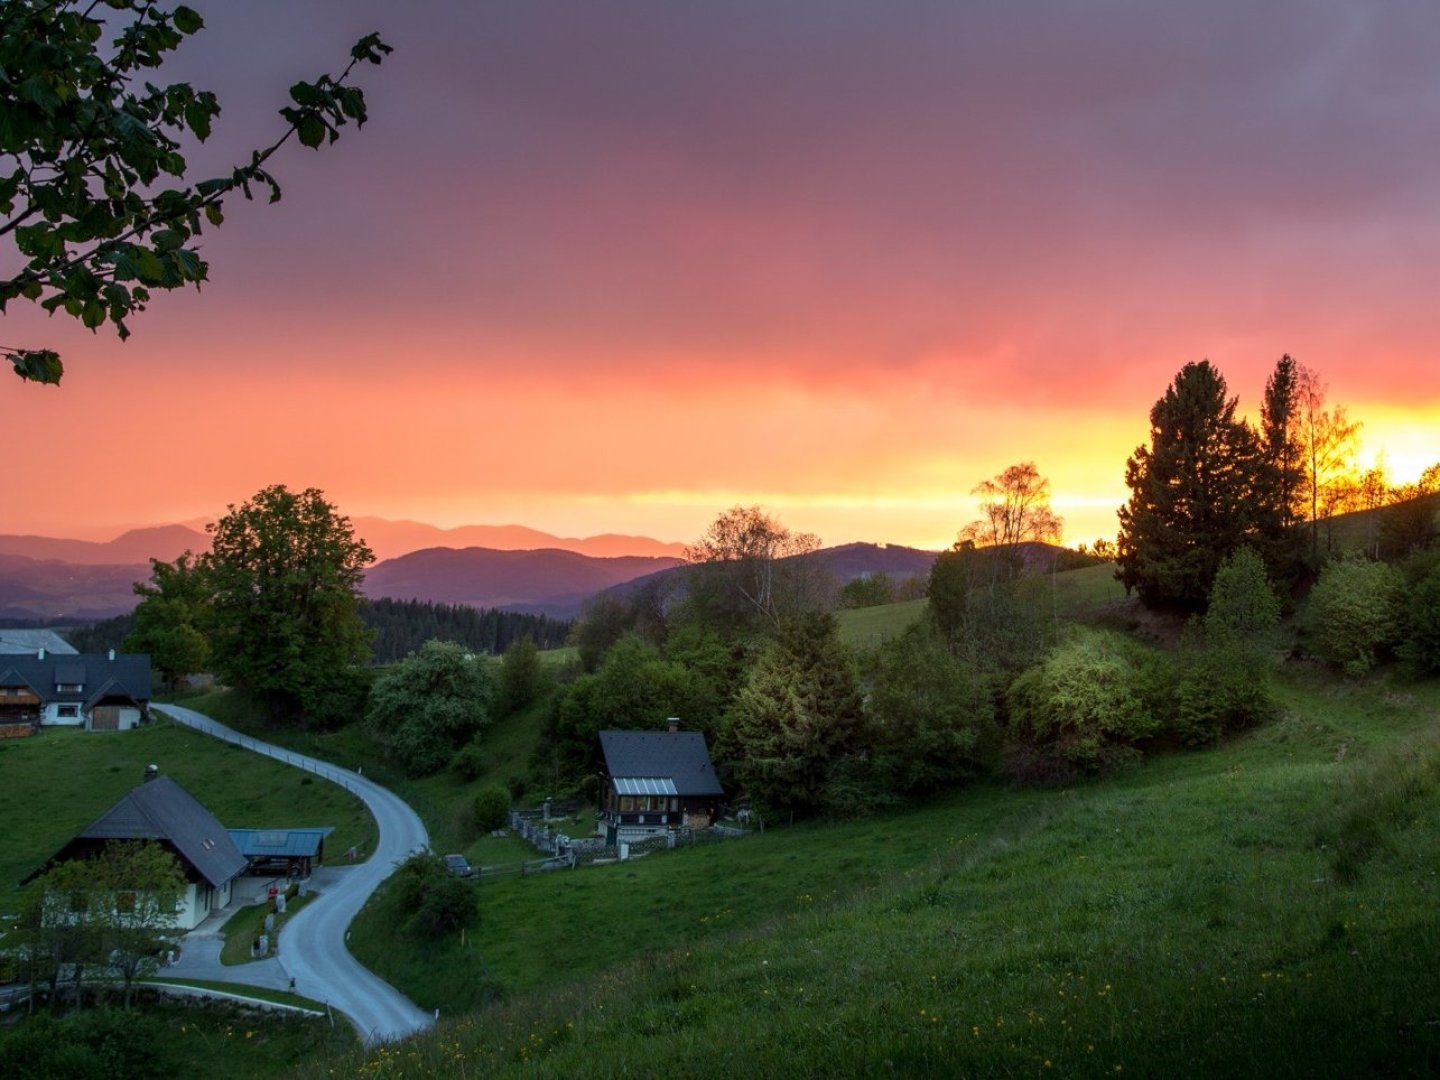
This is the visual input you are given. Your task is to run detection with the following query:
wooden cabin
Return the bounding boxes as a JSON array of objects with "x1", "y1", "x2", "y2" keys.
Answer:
[{"x1": 598, "y1": 721, "x2": 725, "y2": 844}]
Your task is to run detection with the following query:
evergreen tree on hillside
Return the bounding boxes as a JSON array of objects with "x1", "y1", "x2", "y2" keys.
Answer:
[
  {"x1": 1116, "y1": 361, "x2": 1261, "y2": 610},
  {"x1": 725, "y1": 613, "x2": 868, "y2": 820},
  {"x1": 1255, "y1": 355, "x2": 1308, "y2": 589}
]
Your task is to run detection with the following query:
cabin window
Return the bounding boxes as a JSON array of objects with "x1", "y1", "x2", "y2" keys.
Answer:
[
  {"x1": 57, "y1": 705, "x2": 79, "y2": 718},
  {"x1": 619, "y1": 796, "x2": 635, "y2": 813},
  {"x1": 57, "y1": 683, "x2": 83, "y2": 693},
  {"x1": 670, "y1": 798, "x2": 679, "y2": 812}
]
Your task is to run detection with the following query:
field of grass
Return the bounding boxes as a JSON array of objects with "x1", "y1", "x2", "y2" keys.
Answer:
[
  {"x1": 0, "y1": 995, "x2": 353, "y2": 1079},
  {"x1": 833, "y1": 596, "x2": 927, "y2": 649},
  {"x1": 0, "y1": 715, "x2": 376, "y2": 914},
  {"x1": 319, "y1": 667, "x2": 1440, "y2": 1077}
]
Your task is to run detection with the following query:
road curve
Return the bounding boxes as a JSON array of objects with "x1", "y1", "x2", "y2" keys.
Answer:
[{"x1": 161, "y1": 704, "x2": 435, "y2": 1045}]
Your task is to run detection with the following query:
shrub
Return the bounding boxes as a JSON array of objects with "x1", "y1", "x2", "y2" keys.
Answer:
[
  {"x1": 1398, "y1": 550, "x2": 1440, "y2": 676},
  {"x1": 1151, "y1": 547, "x2": 1281, "y2": 746},
  {"x1": 473, "y1": 783, "x2": 511, "y2": 833},
  {"x1": 387, "y1": 852, "x2": 478, "y2": 939},
  {"x1": 1004, "y1": 629, "x2": 1155, "y2": 783},
  {"x1": 1165, "y1": 642, "x2": 1277, "y2": 746},
  {"x1": 1302, "y1": 556, "x2": 1404, "y2": 676},
  {"x1": 1204, "y1": 547, "x2": 1280, "y2": 648},
  {"x1": 451, "y1": 738, "x2": 486, "y2": 782}
]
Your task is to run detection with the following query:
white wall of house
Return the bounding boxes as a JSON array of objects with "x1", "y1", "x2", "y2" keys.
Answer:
[
  {"x1": 41, "y1": 703, "x2": 84, "y2": 726},
  {"x1": 170, "y1": 879, "x2": 231, "y2": 930},
  {"x1": 38, "y1": 703, "x2": 143, "y2": 730}
]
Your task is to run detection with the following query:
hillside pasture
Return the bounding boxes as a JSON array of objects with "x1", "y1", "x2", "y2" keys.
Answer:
[{"x1": 323, "y1": 669, "x2": 1440, "y2": 1077}]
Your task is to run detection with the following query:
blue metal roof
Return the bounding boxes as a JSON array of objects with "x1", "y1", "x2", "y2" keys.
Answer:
[
  {"x1": 613, "y1": 777, "x2": 679, "y2": 797},
  {"x1": 227, "y1": 827, "x2": 334, "y2": 859}
]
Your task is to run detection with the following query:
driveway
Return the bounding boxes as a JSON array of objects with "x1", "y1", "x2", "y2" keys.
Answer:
[{"x1": 161, "y1": 704, "x2": 435, "y2": 1045}]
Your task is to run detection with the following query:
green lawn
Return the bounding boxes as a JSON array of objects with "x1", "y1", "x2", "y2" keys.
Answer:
[
  {"x1": 319, "y1": 667, "x2": 1440, "y2": 1078},
  {"x1": 0, "y1": 715, "x2": 376, "y2": 914}
]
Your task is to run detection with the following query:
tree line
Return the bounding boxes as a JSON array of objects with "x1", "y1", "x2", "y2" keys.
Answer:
[{"x1": 364, "y1": 599, "x2": 569, "y2": 664}]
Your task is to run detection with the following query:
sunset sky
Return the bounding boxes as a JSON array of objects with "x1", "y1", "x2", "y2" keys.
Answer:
[{"x1": 6, "y1": 1, "x2": 1438, "y2": 551}]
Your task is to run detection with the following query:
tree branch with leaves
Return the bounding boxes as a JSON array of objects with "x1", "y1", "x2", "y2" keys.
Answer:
[{"x1": 0, "y1": 1, "x2": 390, "y2": 384}]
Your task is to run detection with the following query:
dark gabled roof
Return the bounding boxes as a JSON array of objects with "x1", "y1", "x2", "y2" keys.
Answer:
[
  {"x1": 598, "y1": 730, "x2": 724, "y2": 797},
  {"x1": 0, "y1": 652, "x2": 151, "y2": 706},
  {"x1": 227, "y1": 828, "x2": 334, "y2": 859},
  {"x1": 84, "y1": 676, "x2": 144, "y2": 712},
  {"x1": 68, "y1": 775, "x2": 248, "y2": 887},
  {"x1": 0, "y1": 667, "x2": 37, "y2": 691}
]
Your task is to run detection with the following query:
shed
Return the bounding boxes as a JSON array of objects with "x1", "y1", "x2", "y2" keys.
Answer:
[{"x1": 227, "y1": 827, "x2": 334, "y2": 877}]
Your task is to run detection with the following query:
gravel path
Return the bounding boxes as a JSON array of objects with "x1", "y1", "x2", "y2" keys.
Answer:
[{"x1": 161, "y1": 704, "x2": 435, "y2": 1045}]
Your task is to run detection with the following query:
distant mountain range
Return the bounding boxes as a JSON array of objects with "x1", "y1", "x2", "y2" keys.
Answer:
[
  {"x1": 0, "y1": 522, "x2": 940, "y2": 623},
  {"x1": 348, "y1": 519, "x2": 687, "y2": 561}
]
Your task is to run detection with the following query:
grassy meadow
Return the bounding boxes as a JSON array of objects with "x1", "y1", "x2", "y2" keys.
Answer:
[
  {"x1": 317, "y1": 666, "x2": 1440, "y2": 1077},
  {"x1": 0, "y1": 714, "x2": 376, "y2": 915}
]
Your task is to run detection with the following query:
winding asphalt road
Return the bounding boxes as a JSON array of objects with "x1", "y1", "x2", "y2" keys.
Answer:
[{"x1": 161, "y1": 704, "x2": 436, "y2": 1045}]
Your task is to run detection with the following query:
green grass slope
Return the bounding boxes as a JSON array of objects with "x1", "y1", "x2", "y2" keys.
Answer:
[
  {"x1": 312, "y1": 669, "x2": 1440, "y2": 1078},
  {"x1": 0, "y1": 715, "x2": 376, "y2": 914}
]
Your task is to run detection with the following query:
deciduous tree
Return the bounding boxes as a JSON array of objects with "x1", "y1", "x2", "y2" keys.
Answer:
[
  {"x1": 683, "y1": 506, "x2": 825, "y2": 639},
  {"x1": 123, "y1": 552, "x2": 210, "y2": 688},
  {"x1": 204, "y1": 485, "x2": 374, "y2": 723},
  {"x1": 867, "y1": 622, "x2": 991, "y2": 797},
  {"x1": 1295, "y1": 364, "x2": 1362, "y2": 560},
  {"x1": 958, "y1": 462, "x2": 1063, "y2": 582},
  {"x1": 367, "y1": 639, "x2": 495, "y2": 777},
  {"x1": 1, "y1": 2, "x2": 389, "y2": 383}
]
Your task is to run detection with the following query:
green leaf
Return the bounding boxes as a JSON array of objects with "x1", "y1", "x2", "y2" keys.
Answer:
[
  {"x1": 8, "y1": 348, "x2": 64, "y2": 385},
  {"x1": 296, "y1": 113, "x2": 326, "y2": 149},
  {"x1": 173, "y1": 6, "x2": 204, "y2": 34},
  {"x1": 351, "y1": 33, "x2": 394, "y2": 63}
]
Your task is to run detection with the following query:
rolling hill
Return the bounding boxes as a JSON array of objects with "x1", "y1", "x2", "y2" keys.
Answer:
[{"x1": 361, "y1": 547, "x2": 687, "y2": 617}]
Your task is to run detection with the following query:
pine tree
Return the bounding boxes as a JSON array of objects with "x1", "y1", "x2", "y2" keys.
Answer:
[
  {"x1": 1116, "y1": 361, "x2": 1262, "y2": 610},
  {"x1": 1254, "y1": 354, "x2": 1308, "y2": 590}
]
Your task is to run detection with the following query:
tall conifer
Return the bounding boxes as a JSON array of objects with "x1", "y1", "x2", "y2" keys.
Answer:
[{"x1": 1116, "y1": 361, "x2": 1261, "y2": 610}]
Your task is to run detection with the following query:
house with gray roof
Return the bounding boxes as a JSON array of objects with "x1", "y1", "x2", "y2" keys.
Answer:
[
  {"x1": 598, "y1": 721, "x2": 725, "y2": 843},
  {"x1": 0, "y1": 649, "x2": 151, "y2": 737},
  {"x1": 28, "y1": 771, "x2": 248, "y2": 930}
]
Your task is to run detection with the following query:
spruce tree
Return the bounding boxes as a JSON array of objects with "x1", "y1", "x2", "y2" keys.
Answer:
[
  {"x1": 1116, "y1": 361, "x2": 1261, "y2": 610},
  {"x1": 726, "y1": 613, "x2": 867, "y2": 819}
]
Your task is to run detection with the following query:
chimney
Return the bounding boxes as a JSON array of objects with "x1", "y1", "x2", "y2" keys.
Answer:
[
  {"x1": 666, "y1": 717, "x2": 680, "y2": 734},
  {"x1": 143, "y1": 764, "x2": 159, "y2": 783},
  {"x1": 108, "y1": 648, "x2": 116, "y2": 662}
]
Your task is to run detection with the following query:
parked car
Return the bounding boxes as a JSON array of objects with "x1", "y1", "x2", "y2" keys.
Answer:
[{"x1": 443, "y1": 853, "x2": 473, "y2": 878}]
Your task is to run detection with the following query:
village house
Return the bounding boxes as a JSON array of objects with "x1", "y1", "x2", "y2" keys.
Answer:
[
  {"x1": 28, "y1": 768, "x2": 249, "y2": 930},
  {"x1": 598, "y1": 720, "x2": 725, "y2": 844},
  {"x1": 0, "y1": 649, "x2": 151, "y2": 737}
]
